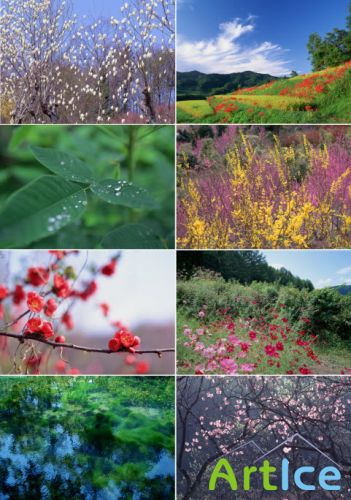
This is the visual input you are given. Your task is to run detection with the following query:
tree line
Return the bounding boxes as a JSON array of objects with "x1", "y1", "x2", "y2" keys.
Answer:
[{"x1": 177, "y1": 251, "x2": 314, "y2": 291}]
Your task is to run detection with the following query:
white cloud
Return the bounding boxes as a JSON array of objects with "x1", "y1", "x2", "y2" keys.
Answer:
[
  {"x1": 177, "y1": 18, "x2": 291, "y2": 76},
  {"x1": 316, "y1": 278, "x2": 333, "y2": 287},
  {"x1": 337, "y1": 266, "x2": 351, "y2": 275},
  {"x1": 270, "y1": 263, "x2": 284, "y2": 269}
]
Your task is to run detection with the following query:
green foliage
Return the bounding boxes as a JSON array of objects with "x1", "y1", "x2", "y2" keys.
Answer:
[
  {"x1": 101, "y1": 223, "x2": 163, "y2": 248},
  {"x1": 0, "y1": 125, "x2": 175, "y2": 249},
  {"x1": 305, "y1": 289, "x2": 351, "y2": 343},
  {"x1": 178, "y1": 277, "x2": 351, "y2": 345},
  {"x1": 0, "y1": 175, "x2": 87, "y2": 248},
  {"x1": 31, "y1": 146, "x2": 96, "y2": 183}
]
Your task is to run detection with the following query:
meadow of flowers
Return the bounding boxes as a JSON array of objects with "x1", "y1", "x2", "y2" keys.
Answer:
[
  {"x1": 178, "y1": 306, "x2": 322, "y2": 376},
  {"x1": 177, "y1": 60, "x2": 351, "y2": 123},
  {"x1": 177, "y1": 126, "x2": 351, "y2": 249}
]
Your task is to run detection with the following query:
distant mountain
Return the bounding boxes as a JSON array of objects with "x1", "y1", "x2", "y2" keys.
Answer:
[
  {"x1": 177, "y1": 70, "x2": 279, "y2": 101},
  {"x1": 331, "y1": 285, "x2": 351, "y2": 295}
]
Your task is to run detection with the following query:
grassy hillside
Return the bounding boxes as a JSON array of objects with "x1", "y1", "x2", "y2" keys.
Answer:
[
  {"x1": 177, "y1": 61, "x2": 351, "y2": 123},
  {"x1": 177, "y1": 70, "x2": 278, "y2": 101}
]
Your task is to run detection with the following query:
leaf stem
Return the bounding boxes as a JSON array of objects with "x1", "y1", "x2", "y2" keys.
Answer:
[
  {"x1": 127, "y1": 127, "x2": 138, "y2": 222},
  {"x1": 127, "y1": 126, "x2": 137, "y2": 183}
]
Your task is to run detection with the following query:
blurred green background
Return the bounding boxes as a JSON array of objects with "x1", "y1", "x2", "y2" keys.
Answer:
[{"x1": 0, "y1": 125, "x2": 175, "y2": 249}]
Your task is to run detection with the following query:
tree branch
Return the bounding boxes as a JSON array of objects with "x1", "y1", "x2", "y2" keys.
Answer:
[{"x1": 0, "y1": 331, "x2": 174, "y2": 356}]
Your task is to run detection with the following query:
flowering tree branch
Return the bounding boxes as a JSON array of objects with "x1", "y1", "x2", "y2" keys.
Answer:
[
  {"x1": 0, "y1": 331, "x2": 174, "y2": 356},
  {"x1": 0, "y1": 250, "x2": 175, "y2": 373}
]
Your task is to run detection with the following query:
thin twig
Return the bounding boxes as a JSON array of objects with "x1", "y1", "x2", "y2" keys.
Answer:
[{"x1": 0, "y1": 331, "x2": 174, "y2": 355}]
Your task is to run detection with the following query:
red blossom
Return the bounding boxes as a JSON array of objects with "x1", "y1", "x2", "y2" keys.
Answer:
[
  {"x1": 53, "y1": 274, "x2": 71, "y2": 298},
  {"x1": 101, "y1": 260, "x2": 117, "y2": 276},
  {"x1": 299, "y1": 367, "x2": 312, "y2": 375},
  {"x1": 26, "y1": 317, "x2": 43, "y2": 333},
  {"x1": 136, "y1": 361, "x2": 150, "y2": 374},
  {"x1": 45, "y1": 298, "x2": 58, "y2": 317},
  {"x1": 100, "y1": 303, "x2": 110, "y2": 317},
  {"x1": 264, "y1": 345, "x2": 279, "y2": 358},
  {"x1": 61, "y1": 311, "x2": 74, "y2": 330},
  {"x1": 27, "y1": 292, "x2": 44, "y2": 313},
  {"x1": 55, "y1": 360, "x2": 67, "y2": 373},
  {"x1": 13, "y1": 285, "x2": 25, "y2": 305},
  {"x1": 80, "y1": 280, "x2": 97, "y2": 300},
  {"x1": 125, "y1": 354, "x2": 136, "y2": 365},
  {"x1": 0, "y1": 284, "x2": 9, "y2": 300},
  {"x1": 119, "y1": 330, "x2": 135, "y2": 348},
  {"x1": 108, "y1": 337, "x2": 122, "y2": 352},
  {"x1": 27, "y1": 267, "x2": 50, "y2": 286},
  {"x1": 49, "y1": 251, "x2": 67, "y2": 259},
  {"x1": 68, "y1": 368, "x2": 80, "y2": 375},
  {"x1": 41, "y1": 321, "x2": 55, "y2": 339}
]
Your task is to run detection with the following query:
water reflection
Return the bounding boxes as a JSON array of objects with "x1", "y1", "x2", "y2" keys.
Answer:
[{"x1": 0, "y1": 392, "x2": 174, "y2": 499}]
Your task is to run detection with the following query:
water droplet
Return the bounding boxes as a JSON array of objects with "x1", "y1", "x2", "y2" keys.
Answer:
[{"x1": 60, "y1": 161, "x2": 65, "y2": 166}]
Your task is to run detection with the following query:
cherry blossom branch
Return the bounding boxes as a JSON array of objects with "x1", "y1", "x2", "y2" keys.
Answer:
[{"x1": 0, "y1": 331, "x2": 174, "y2": 356}]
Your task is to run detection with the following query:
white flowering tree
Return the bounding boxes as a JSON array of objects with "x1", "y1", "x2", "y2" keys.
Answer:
[{"x1": 0, "y1": 0, "x2": 175, "y2": 124}]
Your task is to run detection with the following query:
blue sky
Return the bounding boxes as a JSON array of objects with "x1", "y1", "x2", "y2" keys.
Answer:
[
  {"x1": 262, "y1": 251, "x2": 351, "y2": 289},
  {"x1": 71, "y1": 0, "x2": 121, "y2": 19},
  {"x1": 177, "y1": 0, "x2": 350, "y2": 75}
]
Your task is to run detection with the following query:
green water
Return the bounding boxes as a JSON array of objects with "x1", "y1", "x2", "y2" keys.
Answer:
[{"x1": 0, "y1": 377, "x2": 175, "y2": 499}]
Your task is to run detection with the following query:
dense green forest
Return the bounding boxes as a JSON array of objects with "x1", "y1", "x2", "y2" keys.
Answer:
[
  {"x1": 177, "y1": 70, "x2": 278, "y2": 101},
  {"x1": 0, "y1": 377, "x2": 175, "y2": 499},
  {"x1": 177, "y1": 251, "x2": 314, "y2": 290}
]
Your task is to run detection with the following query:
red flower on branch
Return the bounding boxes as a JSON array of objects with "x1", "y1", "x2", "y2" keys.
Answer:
[
  {"x1": 27, "y1": 267, "x2": 50, "y2": 286},
  {"x1": 53, "y1": 274, "x2": 71, "y2": 298},
  {"x1": 27, "y1": 292, "x2": 44, "y2": 313}
]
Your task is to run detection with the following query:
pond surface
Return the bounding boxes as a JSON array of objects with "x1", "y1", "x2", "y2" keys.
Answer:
[{"x1": 0, "y1": 377, "x2": 175, "y2": 499}]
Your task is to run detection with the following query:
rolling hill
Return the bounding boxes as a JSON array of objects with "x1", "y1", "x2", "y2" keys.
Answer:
[
  {"x1": 177, "y1": 70, "x2": 278, "y2": 101},
  {"x1": 177, "y1": 60, "x2": 351, "y2": 124},
  {"x1": 331, "y1": 285, "x2": 351, "y2": 295}
]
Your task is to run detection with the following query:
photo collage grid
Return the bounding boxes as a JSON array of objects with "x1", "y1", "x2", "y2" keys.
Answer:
[{"x1": 0, "y1": 0, "x2": 351, "y2": 498}]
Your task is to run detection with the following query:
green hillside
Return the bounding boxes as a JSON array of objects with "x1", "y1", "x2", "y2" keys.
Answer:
[
  {"x1": 177, "y1": 61, "x2": 351, "y2": 124},
  {"x1": 331, "y1": 285, "x2": 351, "y2": 295},
  {"x1": 177, "y1": 70, "x2": 278, "y2": 101}
]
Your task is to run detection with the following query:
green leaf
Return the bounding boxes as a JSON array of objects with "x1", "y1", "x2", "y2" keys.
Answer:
[
  {"x1": 90, "y1": 179, "x2": 157, "y2": 209},
  {"x1": 57, "y1": 225, "x2": 98, "y2": 249},
  {"x1": 0, "y1": 175, "x2": 87, "y2": 248},
  {"x1": 101, "y1": 224, "x2": 163, "y2": 249},
  {"x1": 31, "y1": 146, "x2": 95, "y2": 184}
]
